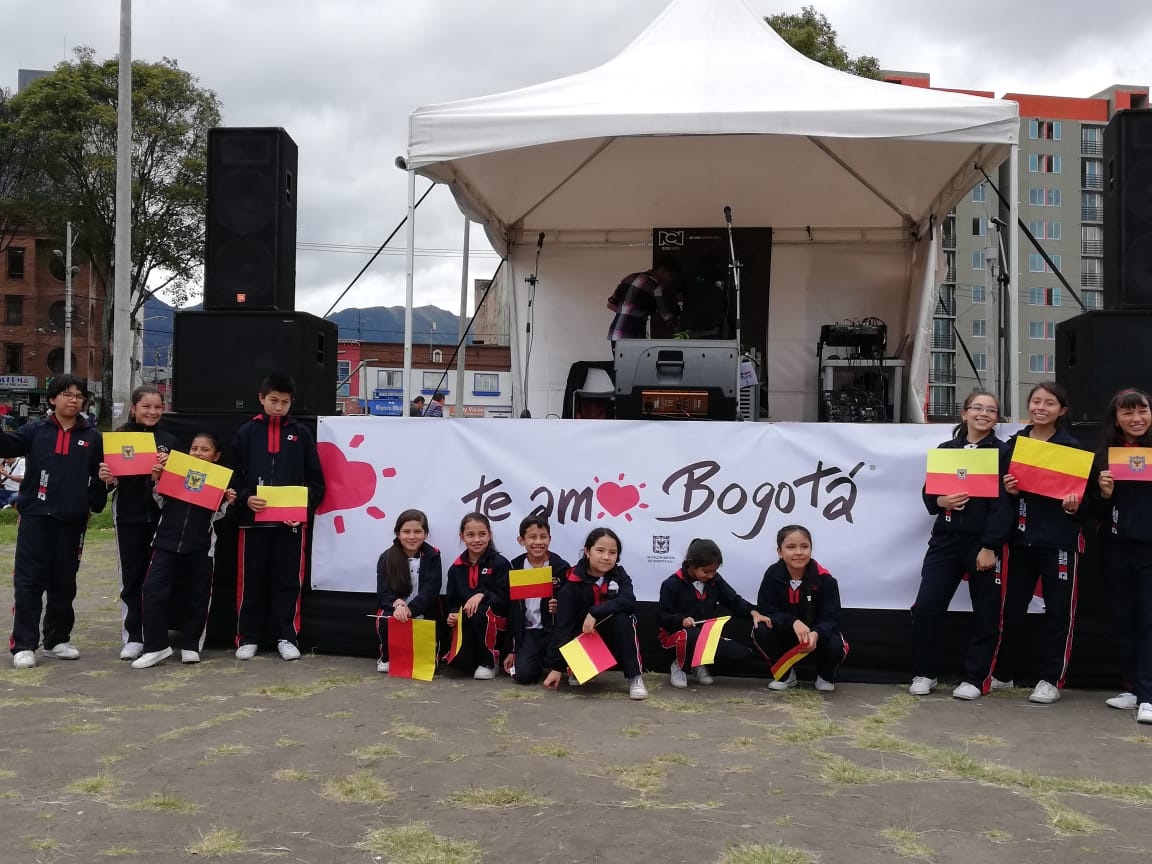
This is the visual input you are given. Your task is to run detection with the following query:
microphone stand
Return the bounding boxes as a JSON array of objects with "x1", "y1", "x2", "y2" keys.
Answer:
[
  {"x1": 520, "y1": 232, "x2": 545, "y2": 418},
  {"x1": 723, "y1": 206, "x2": 743, "y2": 419}
]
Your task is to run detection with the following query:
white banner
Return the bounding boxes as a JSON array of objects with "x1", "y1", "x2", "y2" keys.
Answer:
[{"x1": 311, "y1": 417, "x2": 986, "y2": 611}]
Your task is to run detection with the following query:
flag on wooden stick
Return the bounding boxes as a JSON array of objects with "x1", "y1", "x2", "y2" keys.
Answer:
[
  {"x1": 444, "y1": 610, "x2": 465, "y2": 664},
  {"x1": 560, "y1": 630, "x2": 617, "y2": 684},
  {"x1": 770, "y1": 643, "x2": 808, "y2": 681},
  {"x1": 102, "y1": 431, "x2": 158, "y2": 477},
  {"x1": 387, "y1": 619, "x2": 437, "y2": 681},
  {"x1": 690, "y1": 616, "x2": 731, "y2": 668}
]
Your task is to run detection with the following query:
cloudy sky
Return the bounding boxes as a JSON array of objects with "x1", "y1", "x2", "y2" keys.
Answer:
[{"x1": 3, "y1": 0, "x2": 1149, "y2": 321}]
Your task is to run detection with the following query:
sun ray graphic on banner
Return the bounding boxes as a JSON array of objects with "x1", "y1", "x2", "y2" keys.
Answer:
[
  {"x1": 593, "y1": 473, "x2": 649, "y2": 522},
  {"x1": 317, "y1": 433, "x2": 397, "y2": 534}
]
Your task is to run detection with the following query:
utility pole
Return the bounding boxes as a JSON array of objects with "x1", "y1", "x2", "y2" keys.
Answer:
[
  {"x1": 455, "y1": 216, "x2": 469, "y2": 418},
  {"x1": 65, "y1": 222, "x2": 74, "y2": 374},
  {"x1": 111, "y1": 0, "x2": 133, "y2": 421}
]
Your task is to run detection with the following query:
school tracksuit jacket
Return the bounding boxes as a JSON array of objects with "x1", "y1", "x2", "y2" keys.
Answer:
[
  {"x1": 375, "y1": 541, "x2": 443, "y2": 662},
  {"x1": 912, "y1": 433, "x2": 1013, "y2": 692},
  {"x1": 755, "y1": 559, "x2": 846, "y2": 680},
  {"x1": 995, "y1": 426, "x2": 1086, "y2": 689},
  {"x1": 506, "y1": 551, "x2": 570, "y2": 684},
  {"x1": 545, "y1": 559, "x2": 643, "y2": 680},
  {"x1": 231, "y1": 413, "x2": 325, "y2": 648},
  {"x1": 108, "y1": 422, "x2": 177, "y2": 646},
  {"x1": 0, "y1": 415, "x2": 107, "y2": 653},
  {"x1": 656, "y1": 569, "x2": 754, "y2": 671},
  {"x1": 443, "y1": 547, "x2": 510, "y2": 670}
]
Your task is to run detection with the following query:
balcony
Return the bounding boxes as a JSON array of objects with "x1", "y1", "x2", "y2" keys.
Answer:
[
  {"x1": 927, "y1": 402, "x2": 961, "y2": 422},
  {"x1": 1083, "y1": 290, "x2": 1104, "y2": 310},
  {"x1": 929, "y1": 368, "x2": 957, "y2": 385},
  {"x1": 1082, "y1": 240, "x2": 1104, "y2": 256},
  {"x1": 945, "y1": 267, "x2": 957, "y2": 283},
  {"x1": 1081, "y1": 140, "x2": 1103, "y2": 157},
  {"x1": 942, "y1": 232, "x2": 957, "y2": 250},
  {"x1": 936, "y1": 293, "x2": 956, "y2": 316},
  {"x1": 931, "y1": 334, "x2": 956, "y2": 350},
  {"x1": 1081, "y1": 206, "x2": 1103, "y2": 222},
  {"x1": 1082, "y1": 176, "x2": 1104, "y2": 191},
  {"x1": 1081, "y1": 272, "x2": 1103, "y2": 288}
]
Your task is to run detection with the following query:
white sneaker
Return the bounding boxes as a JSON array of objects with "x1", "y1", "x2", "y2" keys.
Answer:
[
  {"x1": 376, "y1": 659, "x2": 390, "y2": 673},
  {"x1": 670, "y1": 661, "x2": 688, "y2": 689},
  {"x1": 277, "y1": 640, "x2": 301, "y2": 661},
  {"x1": 952, "y1": 682, "x2": 982, "y2": 700},
  {"x1": 1138, "y1": 703, "x2": 1152, "y2": 725},
  {"x1": 181, "y1": 650, "x2": 200, "y2": 664},
  {"x1": 567, "y1": 675, "x2": 580, "y2": 687},
  {"x1": 695, "y1": 665, "x2": 714, "y2": 685},
  {"x1": 990, "y1": 677, "x2": 1015, "y2": 690},
  {"x1": 131, "y1": 648, "x2": 173, "y2": 669},
  {"x1": 12, "y1": 650, "x2": 36, "y2": 669},
  {"x1": 43, "y1": 642, "x2": 80, "y2": 660},
  {"x1": 909, "y1": 676, "x2": 937, "y2": 696},
  {"x1": 768, "y1": 670, "x2": 798, "y2": 691},
  {"x1": 235, "y1": 644, "x2": 257, "y2": 661},
  {"x1": 473, "y1": 665, "x2": 496, "y2": 680},
  {"x1": 628, "y1": 675, "x2": 648, "y2": 700},
  {"x1": 815, "y1": 675, "x2": 836, "y2": 692},
  {"x1": 1029, "y1": 680, "x2": 1060, "y2": 704},
  {"x1": 1107, "y1": 692, "x2": 1138, "y2": 710},
  {"x1": 120, "y1": 641, "x2": 145, "y2": 661}
]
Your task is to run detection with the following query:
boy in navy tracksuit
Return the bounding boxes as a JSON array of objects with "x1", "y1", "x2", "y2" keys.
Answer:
[
  {"x1": 231, "y1": 373, "x2": 325, "y2": 661},
  {"x1": 133, "y1": 432, "x2": 235, "y2": 668},
  {"x1": 0, "y1": 375, "x2": 107, "y2": 668},
  {"x1": 504, "y1": 515, "x2": 570, "y2": 685}
]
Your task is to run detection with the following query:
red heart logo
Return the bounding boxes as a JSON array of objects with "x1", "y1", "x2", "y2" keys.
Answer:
[
  {"x1": 596, "y1": 481, "x2": 640, "y2": 517},
  {"x1": 316, "y1": 441, "x2": 378, "y2": 516}
]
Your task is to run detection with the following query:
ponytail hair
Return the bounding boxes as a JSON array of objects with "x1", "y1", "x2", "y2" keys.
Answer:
[
  {"x1": 384, "y1": 509, "x2": 429, "y2": 599},
  {"x1": 681, "y1": 538, "x2": 722, "y2": 573}
]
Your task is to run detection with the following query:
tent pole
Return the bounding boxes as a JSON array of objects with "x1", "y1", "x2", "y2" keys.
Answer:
[
  {"x1": 456, "y1": 217, "x2": 470, "y2": 418},
  {"x1": 1007, "y1": 145, "x2": 1020, "y2": 420},
  {"x1": 403, "y1": 168, "x2": 416, "y2": 417}
]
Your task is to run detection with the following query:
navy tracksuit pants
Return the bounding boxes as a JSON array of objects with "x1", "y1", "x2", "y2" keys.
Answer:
[
  {"x1": 995, "y1": 544, "x2": 1079, "y2": 688},
  {"x1": 141, "y1": 548, "x2": 213, "y2": 653},
  {"x1": 116, "y1": 522, "x2": 156, "y2": 645},
  {"x1": 1101, "y1": 538, "x2": 1152, "y2": 704},
  {"x1": 911, "y1": 534, "x2": 1007, "y2": 692},
  {"x1": 235, "y1": 525, "x2": 307, "y2": 647},
  {"x1": 444, "y1": 601, "x2": 506, "y2": 671},
  {"x1": 10, "y1": 515, "x2": 86, "y2": 653},
  {"x1": 659, "y1": 624, "x2": 752, "y2": 672},
  {"x1": 751, "y1": 621, "x2": 846, "y2": 681}
]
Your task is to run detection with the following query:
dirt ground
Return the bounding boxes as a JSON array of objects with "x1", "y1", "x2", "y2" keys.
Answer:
[{"x1": 1, "y1": 534, "x2": 1150, "y2": 864}]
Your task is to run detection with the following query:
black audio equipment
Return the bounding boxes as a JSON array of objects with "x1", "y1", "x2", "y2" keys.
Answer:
[
  {"x1": 1104, "y1": 110, "x2": 1152, "y2": 309},
  {"x1": 172, "y1": 311, "x2": 337, "y2": 415},
  {"x1": 205, "y1": 127, "x2": 298, "y2": 311},
  {"x1": 1056, "y1": 310, "x2": 1152, "y2": 422},
  {"x1": 818, "y1": 321, "x2": 887, "y2": 359},
  {"x1": 613, "y1": 340, "x2": 738, "y2": 420}
]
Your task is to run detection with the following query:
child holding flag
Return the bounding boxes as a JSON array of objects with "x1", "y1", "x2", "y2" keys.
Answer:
[
  {"x1": 754, "y1": 526, "x2": 846, "y2": 691},
  {"x1": 232, "y1": 373, "x2": 325, "y2": 661},
  {"x1": 910, "y1": 390, "x2": 1013, "y2": 700},
  {"x1": 132, "y1": 433, "x2": 235, "y2": 668},
  {"x1": 542, "y1": 527, "x2": 648, "y2": 700},
  {"x1": 97, "y1": 385, "x2": 176, "y2": 661},
  {"x1": 996, "y1": 382, "x2": 1087, "y2": 704},
  {"x1": 503, "y1": 515, "x2": 570, "y2": 685},
  {"x1": 1089, "y1": 388, "x2": 1152, "y2": 724},
  {"x1": 444, "y1": 512, "x2": 510, "y2": 680},
  {"x1": 375, "y1": 509, "x2": 442, "y2": 673},
  {"x1": 657, "y1": 538, "x2": 768, "y2": 688}
]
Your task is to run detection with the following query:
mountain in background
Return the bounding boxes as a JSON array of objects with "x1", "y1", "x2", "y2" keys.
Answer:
[{"x1": 141, "y1": 300, "x2": 462, "y2": 365}]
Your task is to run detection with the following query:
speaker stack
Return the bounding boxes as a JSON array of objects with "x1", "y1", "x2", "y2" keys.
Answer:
[{"x1": 1057, "y1": 110, "x2": 1152, "y2": 421}]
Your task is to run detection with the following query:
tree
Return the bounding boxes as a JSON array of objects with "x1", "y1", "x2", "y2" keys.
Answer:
[
  {"x1": 7, "y1": 49, "x2": 220, "y2": 418},
  {"x1": 765, "y1": 7, "x2": 882, "y2": 79},
  {"x1": 0, "y1": 87, "x2": 34, "y2": 255}
]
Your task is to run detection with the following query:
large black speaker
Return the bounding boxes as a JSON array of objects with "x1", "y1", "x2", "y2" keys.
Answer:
[
  {"x1": 1104, "y1": 110, "x2": 1152, "y2": 309},
  {"x1": 1056, "y1": 310, "x2": 1152, "y2": 422},
  {"x1": 613, "y1": 339, "x2": 738, "y2": 420},
  {"x1": 173, "y1": 311, "x2": 337, "y2": 415},
  {"x1": 205, "y1": 127, "x2": 298, "y2": 311}
]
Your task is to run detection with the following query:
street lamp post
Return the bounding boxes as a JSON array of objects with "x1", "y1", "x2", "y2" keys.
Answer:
[{"x1": 52, "y1": 221, "x2": 80, "y2": 375}]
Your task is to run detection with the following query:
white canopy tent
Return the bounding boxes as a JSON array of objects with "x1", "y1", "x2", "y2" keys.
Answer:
[{"x1": 403, "y1": 0, "x2": 1021, "y2": 421}]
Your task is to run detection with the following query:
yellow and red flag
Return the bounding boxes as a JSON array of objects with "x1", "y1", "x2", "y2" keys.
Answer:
[
  {"x1": 1109, "y1": 447, "x2": 1152, "y2": 482},
  {"x1": 102, "y1": 431, "x2": 158, "y2": 477},
  {"x1": 508, "y1": 567, "x2": 553, "y2": 601},
  {"x1": 155, "y1": 450, "x2": 232, "y2": 511},
  {"x1": 1009, "y1": 437, "x2": 1092, "y2": 500},
  {"x1": 925, "y1": 448, "x2": 999, "y2": 498},
  {"x1": 690, "y1": 616, "x2": 731, "y2": 668},
  {"x1": 387, "y1": 618, "x2": 437, "y2": 681},
  {"x1": 255, "y1": 485, "x2": 308, "y2": 523},
  {"x1": 444, "y1": 610, "x2": 465, "y2": 664},
  {"x1": 560, "y1": 630, "x2": 617, "y2": 684},
  {"x1": 771, "y1": 643, "x2": 808, "y2": 680}
]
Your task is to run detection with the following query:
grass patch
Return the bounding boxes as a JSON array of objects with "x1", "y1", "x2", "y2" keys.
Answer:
[
  {"x1": 962, "y1": 734, "x2": 1008, "y2": 747},
  {"x1": 499, "y1": 688, "x2": 540, "y2": 700},
  {"x1": 0, "y1": 695, "x2": 97, "y2": 707},
  {"x1": 185, "y1": 827, "x2": 249, "y2": 857},
  {"x1": 155, "y1": 709, "x2": 257, "y2": 742},
  {"x1": 717, "y1": 843, "x2": 818, "y2": 864},
  {"x1": 0, "y1": 768, "x2": 15, "y2": 779},
  {"x1": 54, "y1": 720, "x2": 106, "y2": 734},
  {"x1": 1037, "y1": 797, "x2": 1107, "y2": 835},
  {"x1": 97, "y1": 754, "x2": 124, "y2": 765},
  {"x1": 98, "y1": 847, "x2": 139, "y2": 857},
  {"x1": 441, "y1": 786, "x2": 551, "y2": 809},
  {"x1": 206, "y1": 744, "x2": 250, "y2": 758},
  {"x1": 720, "y1": 736, "x2": 758, "y2": 753},
  {"x1": 359, "y1": 822, "x2": 481, "y2": 864},
  {"x1": 646, "y1": 697, "x2": 710, "y2": 713},
  {"x1": 621, "y1": 722, "x2": 652, "y2": 738},
  {"x1": 487, "y1": 711, "x2": 509, "y2": 735},
  {"x1": 527, "y1": 742, "x2": 573, "y2": 758},
  {"x1": 273, "y1": 769, "x2": 314, "y2": 782},
  {"x1": 323, "y1": 710, "x2": 356, "y2": 719},
  {"x1": 725, "y1": 696, "x2": 770, "y2": 706},
  {"x1": 0, "y1": 667, "x2": 50, "y2": 686},
  {"x1": 811, "y1": 750, "x2": 923, "y2": 788},
  {"x1": 350, "y1": 744, "x2": 401, "y2": 760},
  {"x1": 608, "y1": 760, "x2": 668, "y2": 795},
  {"x1": 275, "y1": 738, "x2": 301, "y2": 748},
  {"x1": 24, "y1": 836, "x2": 62, "y2": 852},
  {"x1": 981, "y1": 830, "x2": 1012, "y2": 843},
  {"x1": 388, "y1": 722, "x2": 433, "y2": 741},
  {"x1": 132, "y1": 792, "x2": 199, "y2": 813},
  {"x1": 881, "y1": 827, "x2": 935, "y2": 860},
  {"x1": 65, "y1": 772, "x2": 121, "y2": 798},
  {"x1": 246, "y1": 674, "x2": 364, "y2": 699},
  {"x1": 321, "y1": 771, "x2": 395, "y2": 804},
  {"x1": 141, "y1": 680, "x2": 185, "y2": 693},
  {"x1": 1120, "y1": 734, "x2": 1152, "y2": 747}
]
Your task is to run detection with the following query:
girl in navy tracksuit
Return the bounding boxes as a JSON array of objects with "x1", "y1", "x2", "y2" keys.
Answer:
[
  {"x1": 657, "y1": 538, "x2": 768, "y2": 688},
  {"x1": 131, "y1": 433, "x2": 235, "y2": 669},
  {"x1": 754, "y1": 525, "x2": 846, "y2": 691},
  {"x1": 97, "y1": 385, "x2": 177, "y2": 661},
  {"x1": 375, "y1": 508, "x2": 442, "y2": 674},
  {"x1": 1089, "y1": 388, "x2": 1152, "y2": 724},
  {"x1": 542, "y1": 527, "x2": 648, "y2": 700},
  {"x1": 996, "y1": 382, "x2": 1086, "y2": 704},
  {"x1": 910, "y1": 389, "x2": 1013, "y2": 700},
  {"x1": 443, "y1": 512, "x2": 510, "y2": 679}
]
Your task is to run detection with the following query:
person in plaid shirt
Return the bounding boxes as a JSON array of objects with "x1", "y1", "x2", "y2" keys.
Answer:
[{"x1": 606, "y1": 255, "x2": 680, "y2": 345}]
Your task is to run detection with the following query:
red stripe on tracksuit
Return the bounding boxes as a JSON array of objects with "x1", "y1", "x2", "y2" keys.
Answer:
[
  {"x1": 1055, "y1": 553, "x2": 1080, "y2": 689},
  {"x1": 234, "y1": 528, "x2": 247, "y2": 647},
  {"x1": 978, "y1": 544, "x2": 1011, "y2": 695},
  {"x1": 657, "y1": 628, "x2": 687, "y2": 669},
  {"x1": 292, "y1": 524, "x2": 307, "y2": 636},
  {"x1": 482, "y1": 607, "x2": 505, "y2": 668}
]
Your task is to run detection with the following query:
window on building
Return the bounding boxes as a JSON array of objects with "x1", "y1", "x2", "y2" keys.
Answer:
[
  {"x1": 1048, "y1": 221, "x2": 1061, "y2": 240},
  {"x1": 1029, "y1": 119, "x2": 1038, "y2": 139},
  {"x1": 1029, "y1": 254, "x2": 1045, "y2": 272},
  {"x1": 1028, "y1": 187, "x2": 1061, "y2": 206},
  {"x1": 1028, "y1": 354, "x2": 1047, "y2": 374},
  {"x1": 1028, "y1": 153, "x2": 1061, "y2": 172},
  {"x1": 972, "y1": 352, "x2": 987, "y2": 372},
  {"x1": 972, "y1": 250, "x2": 985, "y2": 270},
  {"x1": 1029, "y1": 321, "x2": 1046, "y2": 339},
  {"x1": 5, "y1": 295, "x2": 23, "y2": 326},
  {"x1": 1028, "y1": 219, "x2": 1043, "y2": 236},
  {"x1": 1051, "y1": 286, "x2": 1061, "y2": 306},
  {"x1": 972, "y1": 285, "x2": 986, "y2": 304},
  {"x1": 473, "y1": 372, "x2": 499, "y2": 394},
  {"x1": 972, "y1": 319, "x2": 986, "y2": 337},
  {"x1": 46, "y1": 348, "x2": 77, "y2": 375},
  {"x1": 1082, "y1": 224, "x2": 1104, "y2": 245},
  {"x1": 336, "y1": 360, "x2": 351, "y2": 397},
  {"x1": 422, "y1": 371, "x2": 446, "y2": 391},
  {"x1": 5, "y1": 248, "x2": 24, "y2": 279},
  {"x1": 377, "y1": 369, "x2": 402, "y2": 390},
  {"x1": 1084, "y1": 290, "x2": 1104, "y2": 310},
  {"x1": 1029, "y1": 119, "x2": 1062, "y2": 140},
  {"x1": 1048, "y1": 188, "x2": 1062, "y2": 206},
  {"x1": 1028, "y1": 287, "x2": 1061, "y2": 306},
  {"x1": 1082, "y1": 126, "x2": 1103, "y2": 148},
  {"x1": 972, "y1": 183, "x2": 986, "y2": 203},
  {"x1": 972, "y1": 217, "x2": 986, "y2": 236},
  {"x1": 4, "y1": 343, "x2": 21, "y2": 374},
  {"x1": 431, "y1": 349, "x2": 443, "y2": 364}
]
